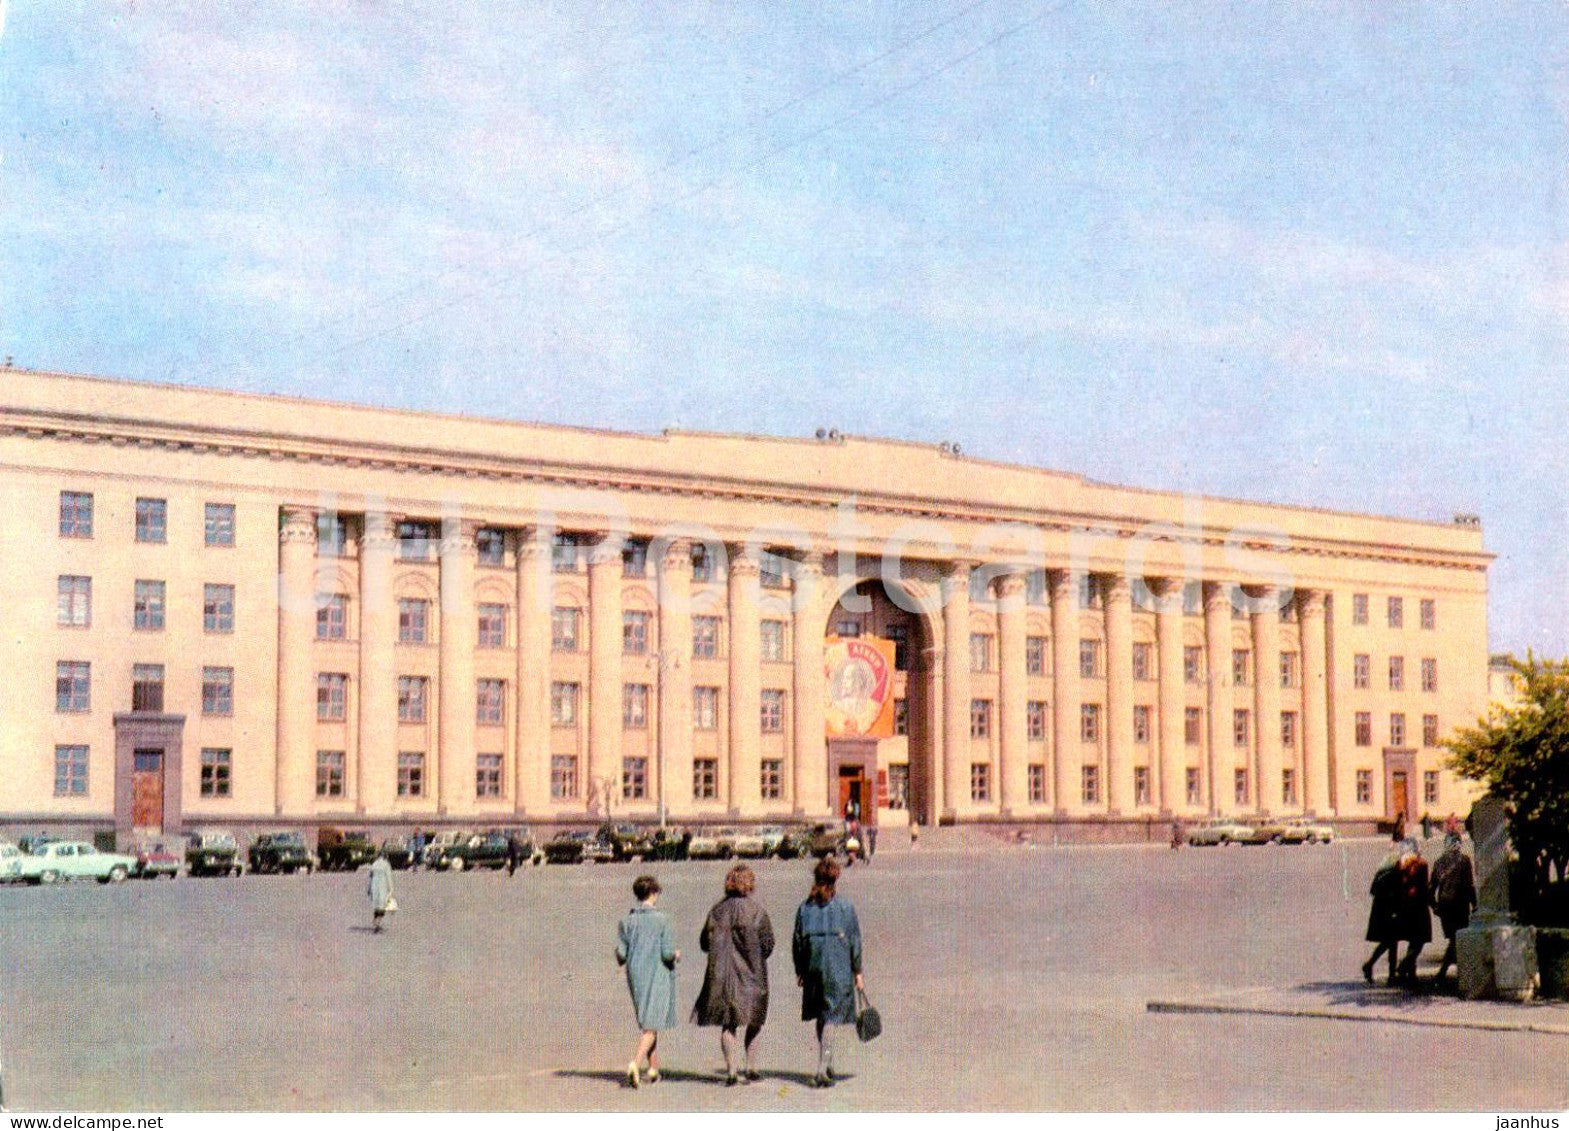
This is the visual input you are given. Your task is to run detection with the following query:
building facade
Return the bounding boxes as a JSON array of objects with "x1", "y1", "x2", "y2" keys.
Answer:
[{"x1": 0, "y1": 369, "x2": 1492, "y2": 837}]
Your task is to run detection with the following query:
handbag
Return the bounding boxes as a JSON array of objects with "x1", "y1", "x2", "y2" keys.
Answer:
[
  {"x1": 385, "y1": 897, "x2": 399, "y2": 914},
  {"x1": 854, "y1": 987, "x2": 881, "y2": 1042}
]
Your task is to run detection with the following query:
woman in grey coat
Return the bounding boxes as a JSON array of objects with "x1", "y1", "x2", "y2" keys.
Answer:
[
  {"x1": 693, "y1": 864, "x2": 775, "y2": 1085},
  {"x1": 366, "y1": 853, "x2": 394, "y2": 933},
  {"x1": 615, "y1": 874, "x2": 680, "y2": 1088},
  {"x1": 792, "y1": 856, "x2": 863, "y2": 1088}
]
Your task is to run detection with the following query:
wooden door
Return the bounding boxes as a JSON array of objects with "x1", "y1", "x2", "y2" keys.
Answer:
[
  {"x1": 132, "y1": 748, "x2": 164, "y2": 829},
  {"x1": 1390, "y1": 771, "x2": 1409, "y2": 824}
]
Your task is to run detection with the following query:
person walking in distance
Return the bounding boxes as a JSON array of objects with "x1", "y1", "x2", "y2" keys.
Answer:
[
  {"x1": 616, "y1": 875, "x2": 680, "y2": 1088},
  {"x1": 367, "y1": 851, "x2": 395, "y2": 934},
  {"x1": 1362, "y1": 848, "x2": 1404, "y2": 984},
  {"x1": 693, "y1": 864, "x2": 775, "y2": 1085},
  {"x1": 1429, "y1": 832, "x2": 1477, "y2": 984},
  {"x1": 1393, "y1": 844, "x2": 1433, "y2": 985},
  {"x1": 793, "y1": 856, "x2": 864, "y2": 1088}
]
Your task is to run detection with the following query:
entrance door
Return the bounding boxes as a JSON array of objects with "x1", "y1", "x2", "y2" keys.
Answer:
[
  {"x1": 1390, "y1": 771, "x2": 1409, "y2": 825},
  {"x1": 132, "y1": 749, "x2": 164, "y2": 829},
  {"x1": 838, "y1": 766, "x2": 869, "y2": 823}
]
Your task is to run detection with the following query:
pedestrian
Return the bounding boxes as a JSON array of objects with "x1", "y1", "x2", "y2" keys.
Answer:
[
  {"x1": 1429, "y1": 832, "x2": 1477, "y2": 983},
  {"x1": 411, "y1": 829, "x2": 426, "y2": 871},
  {"x1": 1393, "y1": 845, "x2": 1432, "y2": 986},
  {"x1": 616, "y1": 874, "x2": 679, "y2": 1089},
  {"x1": 693, "y1": 864, "x2": 775, "y2": 1086},
  {"x1": 1391, "y1": 811, "x2": 1406, "y2": 844},
  {"x1": 1170, "y1": 818, "x2": 1185, "y2": 850},
  {"x1": 1361, "y1": 849, "x2": 1403, "y2": 985},
  {"x1": 909, "y1": 819, "x2": 920, "y2": 849},
  {"x1": 1443, "y1": 812, "x2": 1462, "y2": 839},
  {"x1": 367, "y1": 851, "x2": 395, "y2": 933},
  {"x1": 506, "y1": 833, "x2": 523, "y2": 877},
  {"x1": 865, "y1": 824, "x2": 877, "y2": 859},
  {"x1": 793, "y1": 856, "x2": 864, "y2": 1089},
  {"x1": 1420, "y1": 812, "x2": 1432, "y2": 840}
]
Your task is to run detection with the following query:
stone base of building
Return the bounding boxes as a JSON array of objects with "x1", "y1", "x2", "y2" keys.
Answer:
[{"x1": 1457, "y1": 919, "x2": 1539, "y2": 1002}]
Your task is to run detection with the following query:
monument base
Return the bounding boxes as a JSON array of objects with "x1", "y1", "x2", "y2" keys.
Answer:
[{"x1": 1456, "y1": 919, "x2": 1539, "y2": 1002}]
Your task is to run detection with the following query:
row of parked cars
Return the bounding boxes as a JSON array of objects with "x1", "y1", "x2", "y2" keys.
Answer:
[{"x1": 1185, "y1": 816, "x2": 1336, "y2": 846}]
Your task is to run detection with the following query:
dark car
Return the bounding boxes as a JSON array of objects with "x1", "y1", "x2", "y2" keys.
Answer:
[
  {"x1": 803, "y1": 823, "x2": 847, "y2": 859},
  {"x1": 597, "y1": 824, "x2": 654, "y2": 862},
  {"x1": 317, "y1": 827, "x2": 379, "y2": 871},
  {"x1": 775, "y1": 825, "x2": 812, "y2": 859},
  {"x1": 186, "y1": 830, "x2": 244, "y2": 877},
  {"x1": 248, "y1": 832, "x2": 316, "y2": 875},
  {"x1": 129, "y1": 836, "x2": 183, "y2": 879},
  {"x1": 647, "y1": 827, "x2": 691, "y2": 861},
  {"x1": 434, "y1": 831, "x2": 512, "y2": 871},
  {"x1": 498, "y1": 828, "x2": 543, "y2": 868},
  {"x1": 381, "y1": 836, "x2": 417, "y2": 870}
]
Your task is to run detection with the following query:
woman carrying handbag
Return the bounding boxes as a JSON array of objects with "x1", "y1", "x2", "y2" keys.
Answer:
[{"x1": 792, "y1": 856, "x2": 866, "y2": 1088}]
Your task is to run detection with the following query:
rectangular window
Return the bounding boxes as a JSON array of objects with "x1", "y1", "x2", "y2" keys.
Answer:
[
  {"x1": 551, "y1": 682, "x2": 579, "y2": 727},
  {"x1": 1185, "y1": 767, "x2": 1202, "y2": 807},
  {"x1": 1280, "y1": 652, "x2": 1298, "y2": 689},
  {"x1": 1183, "y1": 581, "x2": 1203, "y2": 616},
  {"x1": 551, "y1": 754, "x2": 580, "y2": 799},
  {"x1": 1423, "y1": 714, "x2": 1439, "y2": 747},
  {"x1": 1132, "y1": 642, "x2": 1153, "y2": 682},
  {"x1": 970, "y1": 698, "x2": 992, "y2": 738},
  {"x1": 1356, "y1": 769, "x2": 1373, "y2": 805},
  {"x1": 57, "y1": 661, "x2": 90, "y2": 712},
  {"x1": 552, "y1": 533, "x2": 583, "y2": 574},
  {"x1": 54, "y1": 744, "x2": 89, "y2": 796},
  {"x1": 1235, "y1": 768, "x2": 1249, "y2": 807},
  {"x1": 1079, "y1": 639, "x2": 1101, "y2": 679},
  {"x1": 477, "y1": 603, "x2": 508, "y2": 648},
  {"x1": 59, "y1": 491, "x2": 93, "y2": 538},
  {"x1": 204, "y1": 583, "x2": 235, "y2": 634},
  {"x1": 200, "y1": 748, "x2": 232, "y2": 798},
  {"x1": 1421, "y1": 658, "x2": 1438, "y2": 693},
  {"x1": 887, "y1": 624, "x2": 909, "y2": 670},
  {"x1": 1355, "y1": 711, "x2": 1372, "y2": 746},
  {"x1": 476, "y1": 527, "x2": 506, "y2": 567},
  {"x1": 1232, "y1": 649, "x2": 1250, "y2": 686},
  {"x1": 759, "y1": 553, "x2": 788, "y2": 589},
  {"x1": 1026, "y1": 570, "x2": 1048, "y2": 606},
  {"x1": 1080, "y1": 703, "x2": 1100, "y2": 743},
  {"x1": 1389, "y1": 655, "x2": 1404, "y2": 691},
  {"x1": 1078, "y1": 575, "x2": 1101, "y2": 610},
  {"x1": 201, "y1": 667, "x2": 233, "y2": 716},
  {"x1": 761, "y1": 620, "x2": 787, "y2": 662},
  {"x1": 476, "y1": 679, "x2": 506, "y2": 725},
  {"x1": 1133, "y1": 704, "x2": 1151, "y2": 744},
  {"x1": 399, "y1": 599, "x2": 431, "y2": 645},
  {"x1": 396, "y1": 520, "x2": 437, "y2": 561},
  {"x1": 834, "y1": 618, "x2": 861, "y2": 638},
  {"x1": 693, "y1": 616, "x2": 722, "y2": 659},
  {"x1": 1134, "y1": 765, "x2": 1151, "y2": 806},
  {"x1": 550, "y1": 606, "x2": 580, "y2": 652},
  {"x1": 970, "y1": 633, "x2": 992, "y2": 673},
  {"x1": 132, "y1": 664, "x2": 164, "y2": 712},
  {"x1": 1387, "y1": 596, "x2": 1403, "y2": 629},
  {"x1": 1389, "y1": 712, "x2": 1406, "y2": 747},
  {"x1": 622, "y1": 610, "x2": 650, "y2": 655},
  {"x1": 477, "y1": 753, "x2": 503, "y2": 798},
  {"x1": 693, "y1": 757, "x2": 719, "y2": 800},
  {"x1": 693, "y1": 686, "x2": 720, "y2": 730},
  {"x1": 621, "y1": 756, "x2": 648, "y2": 800},
  {"x1": 1233, "y1": 709, "x2": 1250, "y2": 747},
  {"x1": 1420, "y1": 598, "x2": 1436, "y2": 631},
  {"x1": 316, "y1": 513, "x2": 350, "y2": 557},
  {"x1": 623, "y1": 683, "x2": 649, "y2": 728},
  {"x1": 397, "y1": 752, "x2": 426, "y2": 797},
  {"x1": 761, "y1": 759, "x2": 784, "y2": 801},
  {"x1": 1081, "y1": 765, "x2": 1100, "y2": 805},
  {"x1": 317, "y1": 673, "x2": 348, "y2": 722},
  {"x1": 1353, "y1": 654, "x2": 1370, "y2": 689},
  {"x1": 133, "y1": 580, "x2": 166, "y2": 630},
  {"x1": 621, "y1": 539, "x2": 648, "y2": 578},
  {"x1": 888, "y1": 763, "x2": 910, "y2": 810},
  {"x1": 316, "y1": 750, "x2": 345, "y2": 798},
  {"x1": 1352, "y1": 593, "x2": 1369, "y2": 625},
  {"x1": 135, "y1": 497, "x2": 167, "y2": 543},
  {"x1": 1282, "y1": 768, "x2": 1296, "y2": 806},
  {"x1": 1423, "y1": 770, "x2": 1439, "y2": 806},
  {"x1": 761, "y1": 689, "x2": 786, "y2": 733},
  {"x1": 893, "y1": 696, "x2": 910, "y2": 736},
  {"x1": 1184, "y1": 706, "x2": 1202, "y2": 746},
  {"x1": 57, "y1": 576, "x2": 91, "y2": 627},
  {"x1": 317, "y1": 594, "x2": 348, "y2": 641},
  {"x1": 971, "y1": 762, "x2": 992, "y2": 803},
  {"x1": 1184, "y1": 645, "x2": 1202, "y2": 685},
  {"x1": 204, "y1": 503, "x2": 235, "y2": 547},
  {"x1": 1280, "y1": 711, "x2": 1297, "y2": 749},
  {"x1": 398, "y1": 676, "x2": 428, "y2": 723},
  {"x1": 1027, "y1": 700, "x2": 1047, "y2": 741},
  {"x1": 690, "y1": 544, "x2": 714, "y2": 583},
  {"x1": 1026, "y1": 636, "x2": 1047, "y2": 676},
  {"x1": 1027, "y1": 764, "x2": 1046, "y2": 804}
]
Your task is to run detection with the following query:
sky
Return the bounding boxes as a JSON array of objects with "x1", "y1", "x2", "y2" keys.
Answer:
[{"x1": 3, "y1": 2, "x2": 1567, "y2": 653}]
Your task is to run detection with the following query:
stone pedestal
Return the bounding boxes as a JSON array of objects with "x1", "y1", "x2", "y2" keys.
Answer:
[{"x1": 1456, "y1": 797, "x2": 1539, "y2": 1001}]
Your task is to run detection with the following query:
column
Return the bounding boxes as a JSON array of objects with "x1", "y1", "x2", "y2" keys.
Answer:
[
  {"x1": 727, "y1": 544, "x2": 762, "y2": 816},
  {"x1": 1203, "y1": 582, "x2": 1232, "y2": 815},
  {"x1": 275, "y1": 506, "x2": 317, "y2": 816},
  {"x1": 437, "y1": 518, "x2": 478, "y2": 816},
  {"x1": 1298, "y1": 588, "x2": 1330, "y2": 816},
  {"x1": 996, "y1": 571, "x2": 1028, "y2": 815},
  {"x1": 1153, "y1": 578, "x2": 1186, "y2": 814},
  {"x1": 1250, "y1": 585, "x2": 1282, "y2": 814},
  {"x1": 941, "y1": 561, "x2": 971, "y2": 818},
  {"x1": 514, "y1": 527, "x2": 551, "y2": 813},
  {"x1": 791, "y1": 551, "x2": 827, "y2": 817},
  {"x1": 1049, "y1": 569, "x2": 1079, "y2": 814},
  {"x1": 925, "y1": 630, "x2": 947, "y2": 822},
  {"x1": 658, "y1": 539, "x2": 694, "y2": 819},
  {"x1": 1102, "y1": 575, "x2": 1134, "y2": 814},
  {"x1": 587, "y1": 534, "x2": 623, "y2": 815},
  {"x1": 357, "y1": 512, "x2": 399, "y2": 815}
]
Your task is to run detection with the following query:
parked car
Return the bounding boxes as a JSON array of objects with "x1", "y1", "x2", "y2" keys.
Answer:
[
  {"x1": 129, "y1": 837, "x2": 183, "y2": 879},
  {"x1": 381, "y1": 836, "x2": 417, "y2": 869},
  {"x1": 755, "y1": 826, "x2": 788, "y2": 857},
  {"x1": 803, "y1": 823, "x2": 847, "y2": 858},
  {"x1": 775, "y1": 825, "x2": 813, "y2": 859},
  {"x1": 646, "y1": 827, "x2": 691, "y2": 861},
  {"x1": 21, "y1": 841, "x2": 137, "y2": 884},
  {"x1": 248, "y1": 832, "x2": 316, "y2": 874},
  {"x1": 1246, "y1": 818, "x2": 1309, "y2": 845},
  {"x1": 422, "y1": 830, "x2": 467, "y2": 869},
  {"x1": 544, "y1": 831, "x2": 594, "y2": 865},
  {"x1": 317, "y1": 827, "x2": 379, "y2": 871},
  {"x1": 1186, "y1": 819, "x2": 1255, "y2": 847},
  {"x1": 433, "y1": 831, "x2": 513, "y2": 871},
  {"x1": 686, "y1": 828, "x2": 737, "y2": 860},
  {"x1": 0, "y1": 840, "x2": 27, "y2": 883},
  {"x1": 1287, "y1": 817, "x2": 1336, "y2": 844},
  {"x1": 186, "y1": 829, "x2": 244, "y2": 877},
  {"x1": 18, "y1": 835, "x2": 58, "y2": 855},
  {"x1": 597, "y1": 824, "x2": 654, "y2": 862},
  {"x1": 729, "y1": 828, "x2": 771, "y2": 858}
]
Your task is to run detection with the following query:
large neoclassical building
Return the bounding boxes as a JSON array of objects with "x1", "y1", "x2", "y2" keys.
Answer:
[{"x1": 0, "y1": 368, "x2": 1491, "y2": 839}]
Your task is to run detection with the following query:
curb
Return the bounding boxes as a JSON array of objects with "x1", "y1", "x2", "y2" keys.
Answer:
[{"x1": 1146, "y1": 999, "x2": 1569, "y2": 1037}]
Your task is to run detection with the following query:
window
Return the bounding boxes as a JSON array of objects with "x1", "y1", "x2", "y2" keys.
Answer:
[
  {"x1": 56, "y1": 661, "x2": 90, "y2": 712},
  {"x1": 970, "y1": 698, "x2": 992, "y2": 738},
  {"x1": 1184, "y1": 646, "x2": 1202, "y2": 685},
  {"x1": 1028, "y1": 764, "x2": 1046, "y2": 804},
  {"x1": 1079, "y1": 639, "x2": 1101, "y2": 679},
  {"x1": 1134, "y1": 766, "x2": 1151, "y2": 806},
  {"x1": 1080, "y1": 703, "x2": 1100, "y2": 743},
  {"x1": 317, "y1": 513, "x2": 350, "y2": 557},
  {"x1": 476, "y1": 528, "x2": 506, "y2": 567},
  {"x1": 57, "y1": 576, "x2": 91, "y2": 627},
  {"x1": 694, "y1": 686, "x2": 720, "y2": 730},
  {"x1": 135, "y1": 497, "x2": 167, "y2": 543},
  {"x1": 1388, "y1": 655, "x2": 1404, "y2": 691},
  {"x1": 552, "y1": 533, "x2": 584, "y2": 574},
  {"x1": 399, "y1": 599, "x2": 431, "y2": 645},
  {"x1": 690, "y1": 544, "x2": 715, "y2": 583},
  {"x1": 316, "y1": 750, "x2": 345, "y2": 798},
  {"x1": 834, "y1": 618, "x2": 861, "y2": 638},
  {"x1": 476, "y1": 679, "x2": 506, "y2": 725},
  {"x1": 693, "y1": 757, "x2": 719, "y2": 800},
  {"x1": 1133, "y1": 705, "x2": 1151, "y2": 744},
  {"x1": 893, "y1": 697, "x2": 910, "y2": 736},
  {"x1": 1081, "y1": 765, "x2": 1100, "y2": 805},
  {"x1": 317, "y1": 595, "x2": 348, "y2": 641},
  {"x1": 1078, "y1": 575, "x2": 1101, "y2": 609},
  {"x1": 1233, "y1": 709, "x2": 1250, "y2": 747},
  {"x1": 551, "y1": 754, "x2": 580, "y2": 799},
  {"x1": 203, "y1": 584, "x2": 235, "y2": 634},
  {"x1": 623, "y1": 610, "x2": 650, "y2": 655},
  {"x1": 1280, "y1": 652, "x2": 1298, "y2": 689},
  {"x1": 623, "y1": 683, "x2": 649, "y2": 728},
  {"x1": 1183, "y1": 581, "x2": 1203, "y2": 615},
  {"x1": 888, "y1": 763, "x2": 910, "y2": 810},
  {"x1": 398, "y1": 676, "x2": 428, "y2": 724},
  {"x1": 1027, "y1": 700, "x2": 1047, "y2": 741},
  {"x1": 1282, "y1": 768, "x2": 1296, "y2": 806},
  {"x1": 1420, "y1": 599, "x2": 1436, "y2": 631},
  {"x1": 761, "y1": 759, "x2": 784, "y2": 801},
  {"x1": 1423, "y1": 714, "x2": 1439, "y2": 747},
  {"x1": 205, "y1": 503, "x2": 235, "y2": 547},
  {"x1": 761, "y1": 620, "x2": 787, "y2": 662},
  {"x1": 1387, "y1": 596, "x2": 1403, "y2": 629},
  {"x1": 132, "y1": 664, "x2": 164, "y2": 712},
  {"x1": 1186, "y1": 767, "x2": 1202, "y2": 807},
  {"x1": 693, "y1": 616, "x2": 721, "y2": 659},
  {"x1": 1234, "y1": 768, "x2": 1249, "y2": 807},
  {"x1": 59, "y1": 491, "x2": 93, "y2": 538},
  {"x1": 1232, "y1": 649, "x2": 1250, "y2": 686},
  {"x1": 761, "y1": 689, "x2": 785, "y2": 733},
  {"x1": 551, "y1": 682, "x2": 579, "y2": 727},
  {"x1": 621, "y1": 756, "x2": 648, "y2": 800},
  {"x1": 200, "y1": 748, "x2": 232, "y2": 798},
  {"x1": 759, "y1": 553, "x2": 788, "y2": 589},
  {"x1": 1421, "y1": 658, "x2": 1438, "y2": 693},
  {"x1": 1132, "y1": 642, "x2": 1153, "y2": 682},
  {"x1": 970, "y1": 633, "x2": 993, "y2": 673},
  {"x1": 477, "y1": 753, "x2": 503, "y2": 798},
  {"x1": 550, "y1": 607, "x2": 580, "y2": 652},
  {"x1": 1352, "y1": 593, "x2": 1369, "y2": 625},
  {"x1": 887, "y1": 624, "x2": 909, "y2": 670},
  {"x1": 396, "y1": 520, "x2": 436, "y2": 561},
  {"x1": 317, "y1": 673, "x2": 348, "y2": 722},
  {"x1": 1355, "y1": 769, "x2": 1373, "y2": 805},
  {"x1": 397, "y1": 752, "x2": 426, "y2": 797},
  {"x1": 971, "y1": 762, "x2": 992, "y2": 803},
  {"x1": 1353, "y1": 654, "x2": 1370, "y2": 689},
  {"x1": 1026, "y1": 570, "x2": 1048, "y2": 606},
  {"x1": 55, "y1": 745, "x2": 89, "y2": 796},
  {"x1": 622, "y1": 539, "x2": 648, "y2": 578},
  {"x1": 1355, "y1": 711, "x2": 1372, "y2": 746},
  {"x1": 1389, "y1": 713, "x2": 1406, "y2": 747},
  {"x1": 1026, "y1": 636, "x2": 1047, "y2": 676},
  {"x1": 133, "y1": 580, "x2": 166, "y2": 630},
  {"x1": 1184, "y1": 707, "x2": 1202, "y2": 745},
  {"x1": 477, "y1": 603, "x2": 508, "y2": 648},
  {"x1": 1423, "y1": 770, "x2": 1439, "y2": 806},
  {"x1": 201, "y1": 667, "x2": 233, "y2": 716},
  {"x1": 1280, "y1": 711, "x2": 1297, "y2": 749}
]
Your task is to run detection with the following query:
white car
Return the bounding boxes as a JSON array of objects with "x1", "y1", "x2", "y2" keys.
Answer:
[
  {"x1": 729, "y1": 828, "x2": 770, "y2": 858},
  {"x1": 21, "y1": 841, "x2": 138, "y2": 884},
  {"x1": 1187, "y1": 819, "x2": 1255, "y2": 847},
  {"x1": 1287, "y1": 818, "x2": 1336, "y2": 844},
  {"x1": 0, "y1": 840, "x2": 26, "y2": 883}
]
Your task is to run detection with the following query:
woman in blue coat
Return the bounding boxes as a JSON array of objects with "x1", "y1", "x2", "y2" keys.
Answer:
[
  {"x1": 792, "y1": 856, "x2": 863, "y2": 1088},
  {"x1": 616, "y1": 874, "x2": 680, "y2": 1088}
]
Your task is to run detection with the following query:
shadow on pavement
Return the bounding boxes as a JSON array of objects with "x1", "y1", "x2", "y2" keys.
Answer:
[
  {"x1": 1292, "y1": 980, "x2": 1452, "y2": 1009},
  {"x1": 553, "y1": 1068, "x2": 855, "y2": 1089}
]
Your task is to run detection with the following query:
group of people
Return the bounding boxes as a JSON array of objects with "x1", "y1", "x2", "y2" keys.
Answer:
[
  {"x1": 1362, "y1": 821, "x2": 1477, "y2": 988},
  {"x1": 615, "y1": 857, "x2": 865, "y2": 1090}
]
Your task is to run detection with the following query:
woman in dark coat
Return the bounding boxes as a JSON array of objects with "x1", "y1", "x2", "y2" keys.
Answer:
[
  {"x1": 693, "y1": 864, "x2": 775, "y2": 1085},
  {"x1": 793, "y1": 856, "x2": 863, "y2": 1088},
  {"x1": 1429, "y1": 832, "x2": 1477, "y2": 982},
  {"x1": 1362, "y1": 851, "x2": 1403, "y2": 984},
  {"x1": 1393, "y1": 848, "x2": 1432, "y2": 985}
]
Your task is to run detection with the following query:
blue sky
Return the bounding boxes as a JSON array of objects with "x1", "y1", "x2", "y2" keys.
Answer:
[{"x1": 3, "y1": 3, "x2": 1566, "y2": 653}]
